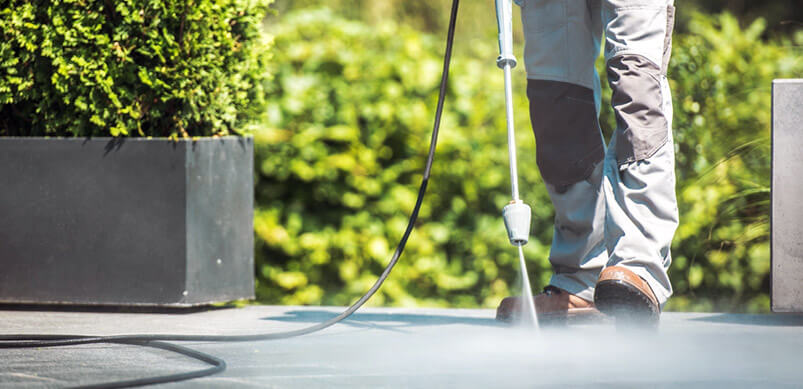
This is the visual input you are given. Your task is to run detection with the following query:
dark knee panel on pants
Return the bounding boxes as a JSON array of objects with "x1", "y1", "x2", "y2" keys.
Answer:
[
  {"x1": 527, "y1": 79, "x2": 604, "y2": 191},
  {"x1": 607, "y1": 54, "x2": 669, "y2": 165}
]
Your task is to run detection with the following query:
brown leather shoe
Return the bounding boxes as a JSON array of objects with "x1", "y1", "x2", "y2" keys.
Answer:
[
  {"x1": 496, "y1": 285, "x2": 599, "y2": 324},
  {"x1": 594, "y1": 266, "x2": 660, "y2": 325}
]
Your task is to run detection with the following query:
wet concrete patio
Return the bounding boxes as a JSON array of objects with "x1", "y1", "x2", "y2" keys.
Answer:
[{"x1": 2, "y1": 305, "x2": 803, "y2": 388}]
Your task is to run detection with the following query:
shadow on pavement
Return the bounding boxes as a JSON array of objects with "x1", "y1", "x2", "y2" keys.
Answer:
[
  {"x1": 261, "y1": 309, "x2": 502, "y2": 330},
  {"x1": 0, "y1": 303, "x2": 233, "y2": 314},
  {"x1": 690, "y1": 313, "x2": 803, "y2": 327}
]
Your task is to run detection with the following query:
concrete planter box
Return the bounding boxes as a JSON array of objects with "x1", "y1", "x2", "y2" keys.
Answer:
[{"x1": 0, "y1": 137, "x2": 254, "y2": 307}]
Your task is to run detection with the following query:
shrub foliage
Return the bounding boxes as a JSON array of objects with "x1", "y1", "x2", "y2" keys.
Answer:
[
  {"x1": 659, "y1": 14, "x2": 802, "y2": 311},
  {"x1": 254, "y1": 9, "x2": 548, "y2": 308},
  {"x1": 0, "y1": 0, "x2": 273, "y2": 137},
  {"x1": 255, "y1": 9, "x2": 802, "y2": 312}
]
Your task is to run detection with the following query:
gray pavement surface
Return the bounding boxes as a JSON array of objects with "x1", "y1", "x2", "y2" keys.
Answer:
[{"x1": 2, "y1": 305, "x2": 803, "y2": 388}]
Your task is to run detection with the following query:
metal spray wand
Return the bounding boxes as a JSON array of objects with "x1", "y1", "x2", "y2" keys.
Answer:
[{"x1": 496, "y1": 0, "x2": 538, "y2": 328}]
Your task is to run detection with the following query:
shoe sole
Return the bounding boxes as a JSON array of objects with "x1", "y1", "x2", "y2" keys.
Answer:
[{"x1": 594, "y1": 279, "x2": 659, "y2": 328}]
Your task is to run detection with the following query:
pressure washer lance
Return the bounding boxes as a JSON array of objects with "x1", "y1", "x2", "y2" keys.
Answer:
[{"x1": 496, "y1": 0, "x2": 539, "y2": 328}]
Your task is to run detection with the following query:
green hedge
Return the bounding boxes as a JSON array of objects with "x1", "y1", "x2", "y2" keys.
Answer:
[
  {"x1": 659, "y1": 14, "x2": 802, "y2": 312},
  {"x1": 254, "y1": 9, "x2": 546, "y2": 308},
  {"x1": 0, "y1": 0, "x2": 273, "y2": 137},
  {"x1": 254, "y1": 9, "x2": 802, "y2": 312}
]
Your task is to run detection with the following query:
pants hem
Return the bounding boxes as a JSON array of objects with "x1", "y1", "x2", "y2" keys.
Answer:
[{"x1": 549, "y1": 273, "x2": 596, "y2": 303}]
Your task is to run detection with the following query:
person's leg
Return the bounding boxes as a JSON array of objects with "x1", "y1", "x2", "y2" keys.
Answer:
[
  {"x1": 519, "y1": 0, "x2": 606, "y2": 303},
  {"x1": 598, "y1": 0, "x2": 678, "y2": 309}
]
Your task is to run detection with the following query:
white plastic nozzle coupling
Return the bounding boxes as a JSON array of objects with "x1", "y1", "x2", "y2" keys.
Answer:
[{"x1": 502, "y1": 201, "x2": 532, "y2": 246}]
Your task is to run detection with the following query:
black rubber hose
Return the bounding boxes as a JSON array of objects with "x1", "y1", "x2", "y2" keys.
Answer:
[
  {"x1": 77, "y1": 341, "x2": 226, "y2": 389},
  {"x1": 0, "y1": 0, "x2": 460, "y2": 387}
]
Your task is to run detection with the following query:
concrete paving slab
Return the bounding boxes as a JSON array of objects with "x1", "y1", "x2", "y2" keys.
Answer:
[{"x1": 2, "y1": 305, "x2": 803, "y2": 388}]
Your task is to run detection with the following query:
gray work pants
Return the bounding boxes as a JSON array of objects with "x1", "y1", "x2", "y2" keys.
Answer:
[{"x1": 516, "y1": 0, "x2": 679, "y2": 305}]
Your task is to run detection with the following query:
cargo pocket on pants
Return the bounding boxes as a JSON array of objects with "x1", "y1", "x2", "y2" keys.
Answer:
[{"x1": 607, "y1": 54, "x2": 668, "y2": 165}]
